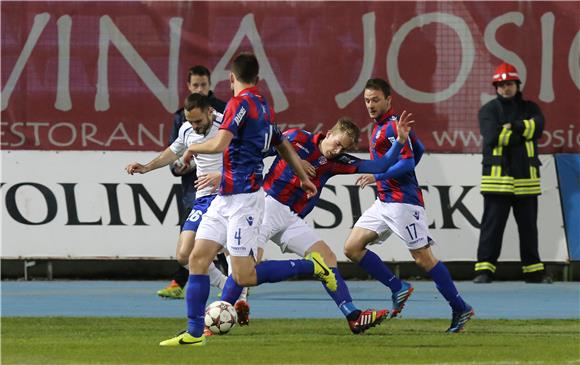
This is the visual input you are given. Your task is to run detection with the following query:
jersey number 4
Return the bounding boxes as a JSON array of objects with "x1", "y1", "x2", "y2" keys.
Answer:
[{"x1": 234, "y1": 228, "x2": 242, "y2": 245}]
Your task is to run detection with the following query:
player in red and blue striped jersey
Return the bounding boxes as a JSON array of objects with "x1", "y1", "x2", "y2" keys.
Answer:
[
  {"x1": 344, "y1": 78, "x2": 474, "y2": 333},
  {"x1": 217, "y1": 84, "x2": 276, "y2": 195},
  {"x1": 264, "y1": 115, "x2": 416, "y2": 218},
  {"x1": 159, "y1": 53, "x2": 337, "y2": 347},
  {"x1": 365, "y1": 111, "x2": 424, "y2": 206},
  {"x1": 218, "y1": 114, "x2": 415, "y2": 334}
]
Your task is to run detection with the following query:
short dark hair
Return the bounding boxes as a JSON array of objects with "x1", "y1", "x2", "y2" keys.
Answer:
[
  {"x1": 231, "y1": 53, "x2": 259, "y2": 84},
  {"x1": 365, "y1": 78, "x2": 391, "y2": 98},
  {"x1": 187, "y1": 65, "x2": 211, "y2": 84},
  {"x1": 184, "y1": 93, "x2": 210, "y2": 112}
]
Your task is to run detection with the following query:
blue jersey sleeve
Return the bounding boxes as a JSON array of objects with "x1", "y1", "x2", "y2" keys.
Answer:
[
  {"x1": 373, "y1": 157, "x2": 415, "y2": 181},
  {"x1": 411, "y1": 133, "x2": 425, "y2": 165},
  {"x1": 355, "y1": 141, "x2": 403, "y2": 173}
]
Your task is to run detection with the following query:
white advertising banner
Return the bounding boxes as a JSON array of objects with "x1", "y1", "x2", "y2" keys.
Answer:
[{"x1": 0, "y1": 151, "x2": 568, "y2": 262}]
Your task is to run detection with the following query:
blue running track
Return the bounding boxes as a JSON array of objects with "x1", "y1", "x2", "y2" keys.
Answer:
[{"x1": 2, "y1": 280, "x2": 579, "y2": 319}]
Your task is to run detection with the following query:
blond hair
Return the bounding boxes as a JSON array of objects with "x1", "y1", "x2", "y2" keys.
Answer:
[{"x1": 330, "y1": 117, "x2": 360, "y2": 148}]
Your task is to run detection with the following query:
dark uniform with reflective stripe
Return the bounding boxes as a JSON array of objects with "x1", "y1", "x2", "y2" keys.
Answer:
[{"x1": 475, "y1": 91, "x2": 547, "y2": 282}]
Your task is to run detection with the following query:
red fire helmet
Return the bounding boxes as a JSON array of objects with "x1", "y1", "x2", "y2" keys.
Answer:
[{"x1": 492, "y1": 63, "x2": 521, "y2": 85}]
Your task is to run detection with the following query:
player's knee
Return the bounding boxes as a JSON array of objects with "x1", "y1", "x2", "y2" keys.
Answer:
[
  {"x1": 318, "y1": 247, "x2": 337, "y2": 267},
  {"x1": 176, "y1": 251, "x2": 189, "y2": 266},
  {"x1": 413, "y1": 255, "x2": 428, "y2": 271},
  {"x1": 232, "y1": 272, "x2": 255, "y2": 287},
  {"x1": 343, "y1": 243, "x2": 361, "y2": 263},
  {"x1": 324, "y1": 249, "x2": 337, "y2": 267},
  {"x1": 411, "y1": 247, "x2": 437, "y2": 271},
  {"x1": 310, "y1": 242, "x2": 337, "y2": 267},
  {"x1": 188, "y1": 251, "x2": 212, "y2": 271}
]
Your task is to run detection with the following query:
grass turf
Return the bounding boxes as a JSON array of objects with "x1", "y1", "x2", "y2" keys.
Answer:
[{"x1": 2, "y1": 317, "x2": 579, "y2": 365}]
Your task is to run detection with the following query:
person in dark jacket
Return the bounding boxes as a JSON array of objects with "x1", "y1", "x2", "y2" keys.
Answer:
[
  {"x1": 157, "y1": 65, "x2": 228, "y2": 299},
  {"x1": 474, "y1": 62, "x2": 551, "y2": 284}
]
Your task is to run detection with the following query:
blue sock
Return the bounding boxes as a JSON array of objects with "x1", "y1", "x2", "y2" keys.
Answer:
[
  {"x1": 358, "y1": 250, "x2": 402, "y2": 292},
  {"x1": 428, "y1": 261, "x2": 467, "y2": 312},
  {"x1": 323, "y1": 268, "x2": 359, "y2": 320},
  {"x1": 255, "y1": 260, "x2": 313, "y2": 284},
  {"x1": 186, "y1": 274, "x2": 210, "y2": 337},
  {"x1": 220, "y1": 275, "x2": 243, "y2": 305}
]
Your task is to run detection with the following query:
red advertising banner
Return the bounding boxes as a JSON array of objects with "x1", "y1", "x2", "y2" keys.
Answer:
[{"x1": 2, "y1": 1, "x2": 579, "y2": 153}]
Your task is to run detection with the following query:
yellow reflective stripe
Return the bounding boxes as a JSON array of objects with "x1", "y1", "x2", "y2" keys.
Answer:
[
  {"x1": 481, "y1": 174, "x2": 515, "y2": 192},
  {"x1": 514, "y1": 187, "x2": 541, "y2": 195},
  {"x1": 481, "y1": 182, "x2": 514, "y2": 187},
  {"x1": 481, "y1": 186, "x2": 515, "y2": 193},
  {"x1": 514, "y1": 177, "x2": 541, "y2": 186},
  {"x1": 522, "y1": 263, "x2": 544, "y2": 273},
  {"x1": 498, "y1": 128, "x2": 511, "y2": 146},
  {"x1": 498, "y1": 129, "x2": 505, "y2": 146},
  {"x1": 525, "y1": 141, "x2": 535, "y2": 157},
  {"x1": 529, "y1": 166, "x2": 537, "y2": 179},
  {"x1": 482, "y1": 183, "x2": 513, "y2": 188},
  {"x1": 475, "y1": 262, "x2": 496, "y2": 273},
  {"x1": 482, "y1": 176, "x2": 514, "y2": 182},
  {"x1": 491, "y1": 166, "x2": 502, "y2": 177},
  {"x1": 514, "y1": 184, "x2": 540, "y2": 190},
  {"x1": 503, "y1": 130, "x2": 512, "y2": 145},
  {"x1": 514, "y1": 186, "x2": 540, "y2": 192},
  {"x1": 523, "y1": 118, "x2": 536, "y2": 140},
  {"x1": 529, "y1": 119, "x2": 536, "y2": 139},
  {"x1": 491, "y1": 146, "x2": 503, "y2": 177}
]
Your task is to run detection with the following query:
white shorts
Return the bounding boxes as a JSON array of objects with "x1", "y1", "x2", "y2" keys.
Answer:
[
  {"x1": 354, "y1": 200, "x2": 435, "y2": 250},
  {"x1": 258, "y1": 195, "x2": 321, "y2": 257},
  {"x1": 196, "y1": 189, "x2": 264, "y2": 259}
]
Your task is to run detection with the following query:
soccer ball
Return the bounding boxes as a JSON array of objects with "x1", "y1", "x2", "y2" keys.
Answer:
[{"x1": 204, "y1": 301, "x2": 237, "y2": 335}]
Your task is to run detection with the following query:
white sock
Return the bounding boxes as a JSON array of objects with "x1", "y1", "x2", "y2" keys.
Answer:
[
  {"x1": 238, "y1": 287, "x2": 249, "y2": 302},
  {"x1": 226, "y1": 255, "x2": 232, "y2": 276},
  {"x1": 208, "y1": 262, "x2": 227, "y2": 290}
]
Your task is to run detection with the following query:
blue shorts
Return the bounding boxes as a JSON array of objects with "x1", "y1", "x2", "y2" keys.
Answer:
[{"x1": 182, "y1": 194, "x2": 217, "y2": 232}]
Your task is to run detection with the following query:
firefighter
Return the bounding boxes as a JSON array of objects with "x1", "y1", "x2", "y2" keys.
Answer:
[{"x1": 474, "y1": 62, "x2": 552, "y2": 284}]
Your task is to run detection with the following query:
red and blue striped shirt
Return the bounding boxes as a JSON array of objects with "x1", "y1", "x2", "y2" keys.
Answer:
[
  {"x1": 264, "y1": 128, "x2": 403, "y2": 218},
  {"x1": 370, "y1": 109, "x2": 424, "y2": 207},
  {"x1": 220, "y1": 86, "x2": 283, "y2": 195}
]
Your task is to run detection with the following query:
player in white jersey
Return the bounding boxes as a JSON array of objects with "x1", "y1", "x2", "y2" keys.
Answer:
[{"x1": 125, "y1": 93, "x2": 235, "y2": 301}]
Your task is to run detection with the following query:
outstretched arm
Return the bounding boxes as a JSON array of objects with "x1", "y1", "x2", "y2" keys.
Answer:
[
  {"x1": 356, "y1": 158, "x2": 416, "y2": 189},
  {"x1": 125, "y1": 147, "x2": 179, "y2": 175},
  {"x1": 356, "y1": 142, "x2": 403, "y2": 173}
]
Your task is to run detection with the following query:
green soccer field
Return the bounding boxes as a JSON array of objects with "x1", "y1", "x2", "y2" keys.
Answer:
[{"x1": 2, "y1": 317, "x2": 579, "y2": 365}]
